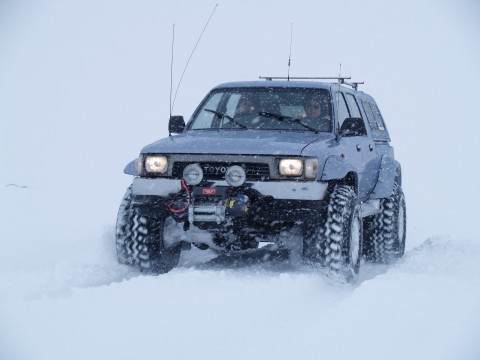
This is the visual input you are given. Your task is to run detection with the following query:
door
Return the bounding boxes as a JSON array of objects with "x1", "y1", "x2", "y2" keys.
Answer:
[{"x1": 336, "y1": 92, "x2": 377, "y2": 200}]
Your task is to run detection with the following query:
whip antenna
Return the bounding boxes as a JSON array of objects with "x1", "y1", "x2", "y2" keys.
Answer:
[
  {"x1": 171, "y1": 3, "x2": 218, "y2": 112},
  {"x1": 287, "y1": 23, "x2": 293, "y2": 81},
  {"x1": 169, "y1": 23, "x2": 175, "y2": 117},
  {"x1": 335, "y1": 62, "x2": 342, "y2": 139}
]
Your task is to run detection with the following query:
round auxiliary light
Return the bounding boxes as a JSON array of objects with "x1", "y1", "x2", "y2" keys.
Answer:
[
  {"x1": 225, "y1": 165, "x2": 247, "y2": 187},
  {"x1": 183, "y1": 163, "x2": 203, "y2": 185}
]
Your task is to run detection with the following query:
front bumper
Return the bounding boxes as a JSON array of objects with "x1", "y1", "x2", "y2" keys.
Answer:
[
  {"x1": 131, "y1": 177, "x2": 328, "y2": 224},
  {"x1": 132, "y1": 178, "x2": 328, "y2": 201}
]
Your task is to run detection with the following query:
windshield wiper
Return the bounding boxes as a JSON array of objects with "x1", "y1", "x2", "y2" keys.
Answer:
[
  {"x1": 258, "y1": 111, "x2": 319, "y2": 133},
  {"x1": 204, "y1": 109, "x2": 248, "y2": 130}
]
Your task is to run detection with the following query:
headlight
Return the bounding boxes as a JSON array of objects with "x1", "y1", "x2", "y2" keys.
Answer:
[
  {"x1": 279, "y1": 159, "x2": 303, "y2": 176},
  {"x1": 305, "y1": 158, "x2": 319, "y2": 179},
  {"x1": 145, "y1": 155, "x2": 168, "y2": 174}
]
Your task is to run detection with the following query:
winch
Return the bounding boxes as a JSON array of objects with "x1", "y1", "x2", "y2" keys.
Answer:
[{"x1": 187, "y1": 186, "x2": 250, "y2": 224}]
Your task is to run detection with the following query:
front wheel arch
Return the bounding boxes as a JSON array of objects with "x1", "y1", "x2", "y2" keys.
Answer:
[
  {"x1": 320, "y1": 155, "x2": 356, "y2": 182},
  {"x1": 324, "y1": 171, "x2": 359, "y2": 198}
]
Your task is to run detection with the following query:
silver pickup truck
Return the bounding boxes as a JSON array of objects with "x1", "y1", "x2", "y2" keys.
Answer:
[{"x1": 116, "y1": 78, "x2": 406, "y2": 281}]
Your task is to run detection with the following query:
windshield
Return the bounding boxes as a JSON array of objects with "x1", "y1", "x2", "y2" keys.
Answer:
[{"x1": 187, "y1": 87, "x2": 332, "y2": 132}]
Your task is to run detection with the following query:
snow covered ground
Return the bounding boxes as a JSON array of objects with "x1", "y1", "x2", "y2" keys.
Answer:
[
  {"x1": 1, "y1": 183, "x2": 480, "y2": 360},
  {"x1": 1, "y1": 1, "x2": 480, "y2": 359}
]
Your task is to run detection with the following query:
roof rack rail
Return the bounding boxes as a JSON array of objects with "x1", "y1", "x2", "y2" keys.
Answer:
[
  {"x1": 259, "y1": 76, "x2": 351, "y2": 81},
  {"x1": 258, "y1": 76, "x2": 364, "y2": 90},
  {"x1": 342, "y1": 81, "x2": 365, "y2": 90}
]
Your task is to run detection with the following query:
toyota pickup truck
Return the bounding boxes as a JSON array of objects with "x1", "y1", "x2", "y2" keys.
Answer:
[{"x1": 116, "y1": 78, "x2": 406, "y2": 281}]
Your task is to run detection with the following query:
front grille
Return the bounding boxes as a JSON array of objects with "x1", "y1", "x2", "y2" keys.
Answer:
[{"x1": 172, "y1": 162, "x2": 270, "y2": 181}]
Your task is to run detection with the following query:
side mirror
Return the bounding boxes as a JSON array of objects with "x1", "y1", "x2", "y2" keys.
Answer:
[
  {"x1": 339, "y1": 117, "x2": 367, "y2": 137},
  {"x1": 169, "y1": 116, "x2": 185, "y2": 134}
]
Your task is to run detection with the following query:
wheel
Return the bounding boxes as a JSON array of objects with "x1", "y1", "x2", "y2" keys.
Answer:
[
  {"x1": 115, "y1": 186, "x2": 134, "y2": 265},
  {"x1": 363, "y1": 181, "x2": 406, "y2": 263},
  {"x1": 115, "y1": 186, "x2": 182, "y2": 273},
  {"x1": 304, "y1": 185, "x2": 363, "y2": 281}
]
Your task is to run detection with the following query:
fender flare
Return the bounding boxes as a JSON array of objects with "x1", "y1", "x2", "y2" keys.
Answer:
[
  {"x1": 370, "y1": 156, "x2": 401, "y2": 199},
  {"x1": 320, "y1": 155, "x2": 356, "y2": 181},
  {"x1": 124, "y1": 159, "x2": 138, "y2": 176}
]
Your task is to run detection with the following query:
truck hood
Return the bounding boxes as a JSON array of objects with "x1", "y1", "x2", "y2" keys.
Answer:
[{"x1": 141, "y1": 130, "x2": 334, "y2": 156}]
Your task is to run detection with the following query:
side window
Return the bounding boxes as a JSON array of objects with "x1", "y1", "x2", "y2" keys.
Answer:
[
  {"x1": 370, "y1": 102, "x2": 386, "y2": 131},
  {"x1": 344, "y1": 94, "x2": 361, "y2": 118},
  {"x1": 335, "y1": 92, "x2": 350, "y2": 127},
  {"x1": 361, "y1": 100, "x2": 379, "y2": 130}
]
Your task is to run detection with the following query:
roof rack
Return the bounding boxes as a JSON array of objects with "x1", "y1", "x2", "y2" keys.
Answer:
[
  {"x1": 258, "y1": 76, "x2": 364, "y2": 90},
  {"x1": 342, "y1": 80, "x2": 364, "y2": 90}
]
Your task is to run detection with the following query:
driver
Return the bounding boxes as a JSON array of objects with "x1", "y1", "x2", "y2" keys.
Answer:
[{"x1": 234, "y1": 96, "x2": 259, "y2": 126}]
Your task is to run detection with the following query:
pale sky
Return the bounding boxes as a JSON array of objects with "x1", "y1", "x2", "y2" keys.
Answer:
[{"x1": 0, "y1": 0, "x2": 479, "y2": 243}]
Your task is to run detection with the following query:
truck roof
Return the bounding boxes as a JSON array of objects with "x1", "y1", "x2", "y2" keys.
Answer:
[{"x1": 214, "y1": 80, "x2": 335, "y2": 91}]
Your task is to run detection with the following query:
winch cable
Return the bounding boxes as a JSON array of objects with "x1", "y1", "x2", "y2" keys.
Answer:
[{"x1": 167, "y1": 178, "x2": 191, "y2": 213}]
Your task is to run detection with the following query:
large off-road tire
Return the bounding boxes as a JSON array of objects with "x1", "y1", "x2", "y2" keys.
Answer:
[
  {"x1": 115, "y1": 186, "x2": 181, "y2": 273},
  {"x1": 363, "y1": 181, "x2": 406, "y2": 263},
  {"x1": 304, "y1": 185, "x2": 363, "y2": 281}
]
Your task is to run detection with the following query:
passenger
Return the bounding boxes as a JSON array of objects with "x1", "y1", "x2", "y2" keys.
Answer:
[{"x1": 298, "y1": 97, "x2": 331, "y2": 132}]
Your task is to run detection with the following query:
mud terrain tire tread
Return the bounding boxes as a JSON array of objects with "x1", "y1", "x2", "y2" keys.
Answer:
[
  {"x1": 323, "y1": 185, "x2": 362, "y2": 279},
  {"x1": 364, "y1": 181, "x2": 406, "y2": 263},
  {"x1": 303, "y1": 185, "x2": 362, "y2": 281},
  {"x1": 116, "y1": 187, "x2": 181, "y2": 273}
]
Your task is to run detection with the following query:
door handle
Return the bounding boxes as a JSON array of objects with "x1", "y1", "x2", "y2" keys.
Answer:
[
  {"x1": 369, "y1": 144, "x2": 374, "y2": 151},
  {"x1": 356, "y1": 144, "x2": 361, "y2": 152}
]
